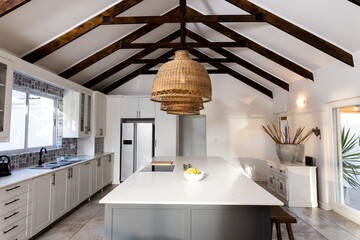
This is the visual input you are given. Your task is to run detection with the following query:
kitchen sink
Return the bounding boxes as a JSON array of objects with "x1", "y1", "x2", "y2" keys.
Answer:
[
  {"x1": 30, "y1": 161, "x2": 73, "y2": 169},
  {"x1": 30, "y1": 164, "x2": 61, "y2": 169}
]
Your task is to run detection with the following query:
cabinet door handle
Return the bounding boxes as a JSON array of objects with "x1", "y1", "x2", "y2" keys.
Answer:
[
  {"x1": 71, "y1": 168, "x2": 73, "y2": 178},
  {"x1": 3, "y1": 225, "x2": 18, "y2": 234},
  {"x1": 139, "y1": 111, "x2": 141, "y2": 118},
  {"x1": 52, "y1": 173, "x2": 55, "y2": 186},
  {"x1": 279, "y1": 170, "x2": 282, "y2": 173},
  {"x1": 100, "y1": 129, "x2": 103, "y2": 136},
  {"x1": 68, "y1": 168, "x2": 71, "y2": 179},
  {"x1": 4, "y1": 211, "x2": 19, "y2": 220},
  {"x1": 4, "y1": 198, "x2": 19, "y2": 206},
  {"x1": 6, "y1": 185, "x2": 20, "y2": 192}
]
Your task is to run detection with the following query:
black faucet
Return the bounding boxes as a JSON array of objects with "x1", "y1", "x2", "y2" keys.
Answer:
[{"x1": 39, "y1": 147, "x2": 48, "y2": 166}]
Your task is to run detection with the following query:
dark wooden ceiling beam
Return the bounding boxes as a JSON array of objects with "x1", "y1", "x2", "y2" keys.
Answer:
[
  {"x1": 180, "y1": 0, "x2": 186, "y2": 49},
  {"x1": 59, "y1": 7, "x2": 180, "y2": 79},
  {"x1": 103, "y1": 14, "x2": 263, "y2": 24},
  {"x1": 0, "y1": 0, "x2": 31, "y2": 18},
  {"x1": 143, "y1": 69, "x2": 227, "y2": 74},
  {"x1": 134, "y1": 58, "x2": 233, "y2": 64},
  {"x1": 349, "y1": 0, "x2": 360, "y2": 6},
  {"x1": 101, "y1": 49, "x2": 176, "y2": 94},
  {"x1": 186, "y1": 29, "x2": 289, "y2": 91},
  {"x1": 186, "y1": 6, "x2": 314, "y2": 81},
  {"x1": 22, "y1": 0, "x2": 143, "y2": 63},
  {"x1": 101, "y1": 42, "x2": 245, "y2": 49},
  {"x1": 83, "y1": 30, "x2": 180, "y2": 88},
  {"x1": 226, "y1": 0, "x2": 354, "y2": 67},
  {"x1": 189, "y1": 49, "x2": 273, "y2": 98}
]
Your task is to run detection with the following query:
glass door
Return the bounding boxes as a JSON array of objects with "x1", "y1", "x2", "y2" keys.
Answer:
[{"x1": 333, "y1": 105, "x2": 360, "y2": 211}]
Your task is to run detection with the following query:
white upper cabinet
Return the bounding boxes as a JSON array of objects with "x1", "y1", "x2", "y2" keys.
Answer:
[
  {"x1": 121, "y1": 96, "x2": 154, "y2": 119},
  {"x1": 94, "y1": 91, "x2": 107, "y2": 137},
  {"x1": 63, "y1": 89, "x2": 93, "y2": 138},
  {"x1": 0, "y1": 56, "x2": 13, "y2": 142}
]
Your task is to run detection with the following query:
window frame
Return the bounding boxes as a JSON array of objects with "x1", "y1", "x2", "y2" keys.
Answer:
[{"x1": 0, "y1": 86, "x2": 58, "y2": 154}]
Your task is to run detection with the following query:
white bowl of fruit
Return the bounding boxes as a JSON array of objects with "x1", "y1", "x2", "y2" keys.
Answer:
[{"x1": 184, "y1": 168, "x2": 204, "y2": 181}]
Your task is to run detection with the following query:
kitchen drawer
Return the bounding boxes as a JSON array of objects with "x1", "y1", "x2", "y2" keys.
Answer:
[
  {"x1": 276, "y1": 175, "x2": 289, "y2": 201},
  {"x1": 7, "y1": 227, "x2": 30, "y2": 240},
  {"x1": 0, "y1": 204, "x2": 30, "y2": 230},
  {"x1": 0, "y1": 192, "x2": 30, "y2": 216},
  {"x1": 0, "y1": 181, "x2": 31, "y2": 202},
  {"x1": 0, "y1": 216, "x2": 28, "y2": 240},
  {"x1": 267, "y1": 165, "x2": 288, "y2": 177},
  {"x1": 267, "y1": 170, "x2": 276, "y2": 192}
]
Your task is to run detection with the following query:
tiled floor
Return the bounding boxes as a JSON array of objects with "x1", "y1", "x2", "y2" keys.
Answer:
[
  {"x1": 35, "y1": 183, "x2": 360, "y2": 240},
  {"x1": 256, "y1": 181, "x2": 360, "y2": 240}
]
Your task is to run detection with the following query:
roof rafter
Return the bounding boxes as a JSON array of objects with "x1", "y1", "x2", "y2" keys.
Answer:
[
  {"x1": 186, "y1": 6, "x2": 314, "y2": 81},
  {"x1": 133, "y1": 58, "x2": 233, "y2": 64},
  {"x1": 143, "y1": 69, "x2": 226, "y2": 74},
  {"x1": 101, "y1": 49, "x2": 177, "y2": 94},
  {"x1": 59, "y1": 6, "x2": 180, "y2": 79},
  {"x1": 349, "y1": 0, "x2": 360, "y2": 6},
  {"x1": 189, "y1": 48, "x2": 273, "y2": 98},
  {"x1": 91, "y1": 42, "x2": 245, "y2": 49},
  {"x1": 226, "y1": 0, "x2": 354, "y2": 67},
  {"x1": 102, "y1": 14, "x2": 263, "y2": 24},
  {"x1": 22, "y1": 0, "x2": 143, "y2": 63},
  {"x1": 0, "y1": 0, "x2": 31, "y2": 18},
  {"x1": 83, "y1": 30, "x2": 181, "y2": 88},
  {"x1": 186, "y1": 29, "x2": 289, "y2": 91}
]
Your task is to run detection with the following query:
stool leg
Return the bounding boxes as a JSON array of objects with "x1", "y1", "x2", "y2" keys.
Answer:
[
  {"x1": 276, "y1": 223, "x2": 282, "y2": 240},
  {"x1": 286, "y1": 223, "x2": 294, "y2": 240}
]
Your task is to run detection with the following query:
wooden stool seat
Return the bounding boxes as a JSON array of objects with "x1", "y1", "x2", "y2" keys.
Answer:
[{"x1": 271, "y1": 206, "x2": 297, "y2": 240}]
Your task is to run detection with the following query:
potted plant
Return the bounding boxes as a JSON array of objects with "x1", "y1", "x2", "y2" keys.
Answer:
[
  {"x1": 261, "y1": 121, "x2": 313, "y2": 164},
  {"x1": 341, "y1": 127, "x2": 360, "y2": 189}
]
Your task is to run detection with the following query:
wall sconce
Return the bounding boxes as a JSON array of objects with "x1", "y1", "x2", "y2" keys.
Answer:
[
  {"x1": 313, "y1": 127, "x2": 321, "y2": 140},
  {"x1": 296, "y1": 98, "x2": 306, "y2": 108}
]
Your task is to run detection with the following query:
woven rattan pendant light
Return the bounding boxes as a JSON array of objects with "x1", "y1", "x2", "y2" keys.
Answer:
[{"x1": 150, "y1": 50, "x2": 212, "y2": 115}]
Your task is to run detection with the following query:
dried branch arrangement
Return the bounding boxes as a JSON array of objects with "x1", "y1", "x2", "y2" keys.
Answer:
[{"x1": 261, "y1": 121, "x2": 313, "y2": 144}]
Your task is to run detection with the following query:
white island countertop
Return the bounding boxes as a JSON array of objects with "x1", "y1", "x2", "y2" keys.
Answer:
[{"x1": 100, "y1": 156, "x2": 283, "y2": 206}]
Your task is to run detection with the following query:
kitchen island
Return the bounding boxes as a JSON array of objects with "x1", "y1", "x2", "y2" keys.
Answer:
[{"x1": 100, "y1": 156, "x2": 283, "y2": 240}]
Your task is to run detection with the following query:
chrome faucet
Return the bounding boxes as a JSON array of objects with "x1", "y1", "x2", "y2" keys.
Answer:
[{"x1": 39, "y1": 147, "x2": 48, "y2": 166}]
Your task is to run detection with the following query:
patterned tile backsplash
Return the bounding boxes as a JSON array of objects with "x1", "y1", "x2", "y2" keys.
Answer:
[{"x1": 9, "y1": 138, "x2": 77, "y2": 170}]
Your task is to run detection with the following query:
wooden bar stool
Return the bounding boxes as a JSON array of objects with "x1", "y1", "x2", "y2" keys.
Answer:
[{"x1": 271, "y1": 206, "x2": 297, "y2": 240}]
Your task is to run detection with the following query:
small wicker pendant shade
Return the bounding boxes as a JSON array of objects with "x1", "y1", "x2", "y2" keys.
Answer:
[{"x1": 150, "y1": 50, "x2": 212, "y2": 115}]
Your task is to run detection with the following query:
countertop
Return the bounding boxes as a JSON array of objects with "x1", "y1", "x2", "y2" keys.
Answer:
[
  {"x1": 100, "y1": 156, "x2": 283, "y2": 206},
  {"x1": 266, "y1": 160, "x2": 317, "y2": 169},
  {"x1": 0, "y1": 152, "x2": 114, "y2": 188}
]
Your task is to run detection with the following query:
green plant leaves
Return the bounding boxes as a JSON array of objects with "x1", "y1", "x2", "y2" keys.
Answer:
[{"x1": 341, "y1": 126, "x2": 360, "y2": 188}]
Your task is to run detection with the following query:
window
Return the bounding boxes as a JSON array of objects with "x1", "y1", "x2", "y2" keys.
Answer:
[{"x1": 0, "y1": 89, "x2": 57, "y2": 153}]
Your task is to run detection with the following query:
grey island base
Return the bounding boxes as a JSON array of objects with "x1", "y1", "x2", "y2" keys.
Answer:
[
  {"x1": 101, "y1": 156, "x2": 282, "y2": 240},
  {"x1": 105, "y1": 204, "x2": 270, "y2": 240}
]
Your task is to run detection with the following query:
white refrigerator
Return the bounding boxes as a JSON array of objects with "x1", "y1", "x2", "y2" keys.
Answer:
[{"x1": 121, "y1": 122, "x2": 154, "y2": 182}]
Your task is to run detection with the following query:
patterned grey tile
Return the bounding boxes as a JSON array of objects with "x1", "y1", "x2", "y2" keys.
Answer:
[
  {"x1": 60, "y1": 203, "x2": 103, "y2": 225},
  {"x1": 313, "y1": 226, "x2": 360, "y2": 240},
  {"x1": 36, "y1": 224, "x2": 83, "y2": 240}
]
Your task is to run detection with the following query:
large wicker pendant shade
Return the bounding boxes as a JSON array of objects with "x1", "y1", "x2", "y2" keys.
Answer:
[{"x1": 150, "y1": 50, "x2": 212, "y2": 115}]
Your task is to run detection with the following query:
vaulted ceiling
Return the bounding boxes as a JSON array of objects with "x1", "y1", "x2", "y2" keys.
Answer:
[{"x1": 0, "y1": 0, "x2": 359, "y2": 97}]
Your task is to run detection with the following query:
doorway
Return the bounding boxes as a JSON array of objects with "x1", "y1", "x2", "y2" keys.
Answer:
[
  {"x1": 179, "y1": 115, "x2": 206, "y2": 156},
  {"x1": 333, "y1": 105, "x2": 360, "y2": 212}
]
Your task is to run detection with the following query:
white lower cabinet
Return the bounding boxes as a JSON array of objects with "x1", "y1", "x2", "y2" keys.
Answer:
[
  {"x1": 267, "y1": 161, "x2": 318, "y2": 207},
  {"x1": 0, "y1": 180, "x2": 31, "y2": 240},
  {"x1": 90, "y1": 159, "x2": 98, "y2": 195},
  {"x1": 79, "y1": 161, "x2": 91, "y2": 201},
  {"x1": 30, "y1": 154, "x2": 113, "y2": 237},
  {"x1": 96, "y1": 158, "x2": 103, "y2": 191},
  {"x1": 51, "y1": 170, "x2": 67, "y2": 221},
  {"x1": 67, "y1": 165, "x2": 80, "y2": 210}
]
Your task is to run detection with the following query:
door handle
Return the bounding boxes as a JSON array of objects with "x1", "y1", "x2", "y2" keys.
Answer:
[
  {"x1": 68, "y1": 168, "x2": 71, "y2": 179},
  {"x1": 4, "y1": 211, "x2": 19, "y2": 220},
  {"x1": 52, "y1": 173, "x2": 55, "y2": 185},
  {"x1": 6, "y1": 185, "x2": 20, "y2": 192},
  {"x1": 5, "y1": 198, "x2": 19, "y2": 206},
  {"x1": 71, "y1": 168, "x2": 73, "y2": 178}
]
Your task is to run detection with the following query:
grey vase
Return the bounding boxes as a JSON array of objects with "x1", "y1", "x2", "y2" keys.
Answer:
[{"x1": 275, "y1": 144, "x2": 304, "y2": 164}]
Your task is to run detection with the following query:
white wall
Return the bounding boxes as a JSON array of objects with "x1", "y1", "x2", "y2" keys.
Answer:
[
  {"x1": 272, "y1": 51, "x2": 360, "y2": 209},
  {"x1": 203, "y1": 74, "x2": 276, "y2": 181}
]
